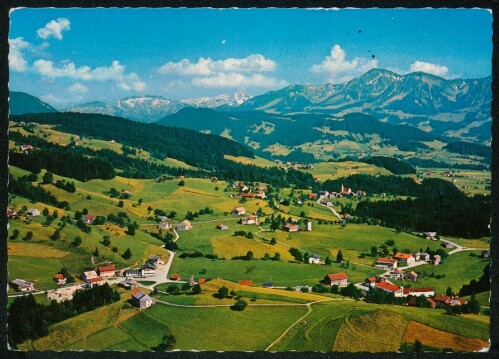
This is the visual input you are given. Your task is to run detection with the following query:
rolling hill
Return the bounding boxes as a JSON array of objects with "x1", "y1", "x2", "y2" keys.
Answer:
[{"x1": 9, "y1": 91, "x2": 58, "y2": 115}]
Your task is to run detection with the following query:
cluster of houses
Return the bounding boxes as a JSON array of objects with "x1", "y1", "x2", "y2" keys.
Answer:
[
  {"x1": 232, "y1": 207, "x2": 259, "y2": 225},
  {"x1": 273, "y1": 160, "x2": 314, "y2": 171},
  {"x1": 375, "y1": 251, "x2": 441, "y2": 270},
  {"x1": 314, "y1": 185, "x2": 367, "y2": 202},
  {"x1": 157, "y1": 218, "x2": 192, "y2": 231},
  {"x1": 282, "y1": 220, "x2": 312, "y2": 232},
  {"x1": 231, "y1": 181, "x2": 267, "y2": 199},
  {"x1": 82, "y1": 265, "x2": 117, "y2": 288},
  {"x1": 123, "y1": 255, "x2": 164, "y2": 279}
]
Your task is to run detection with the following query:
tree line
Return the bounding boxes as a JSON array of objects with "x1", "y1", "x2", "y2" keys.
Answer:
[
  {"x1": 8, "y1": 174, "x2": 69, "y2": 209},
  {"x1": 7, "y1": 284, "x2": 120, "y2": 347}
]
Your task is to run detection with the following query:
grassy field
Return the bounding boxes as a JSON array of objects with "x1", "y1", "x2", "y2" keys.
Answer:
[
  {"x1": 333, "y1": 309, "x2": 408, "y2": 352},
  {"x1": 402, "y1": 320, "x2": 489, "y2": 351},
  {"x1": 169, "y1": 255, "x2": 383, "y2": 287},
  {"x1": 224, "y1": 155, "x2": 278, "y2": 167},
  {"x1": 306, "y1": 160, "x2": 392, "y2": 181},
  {"x1": 391, "y1": 251, "x2": 489, "y2": 294}
]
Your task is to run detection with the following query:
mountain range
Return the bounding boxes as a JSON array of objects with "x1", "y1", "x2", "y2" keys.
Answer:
[
  {"x1": 9, "y1": 68, "x2": 491, "y2": 144},
  {"x1": 64, "y1": 89, "x2": 251, "y2": 123}
]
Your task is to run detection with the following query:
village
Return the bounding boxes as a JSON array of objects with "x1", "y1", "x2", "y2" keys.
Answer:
[{"x1": 7, "y1": 178, "x2": 488, "y2": 315}]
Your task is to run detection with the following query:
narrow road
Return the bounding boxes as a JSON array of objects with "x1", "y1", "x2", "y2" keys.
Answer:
[{"x1": 317, "y1": 195, "x2": 342, "y2": 221}]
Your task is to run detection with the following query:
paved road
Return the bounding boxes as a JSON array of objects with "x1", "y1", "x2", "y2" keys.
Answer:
[{"x1": 317, "y1": 196, "x2": 342, "y2": 220}]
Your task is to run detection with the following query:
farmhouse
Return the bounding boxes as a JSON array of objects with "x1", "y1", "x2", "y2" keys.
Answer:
[
  {"x1": 441, "y1": 240, "x2": 454, "y2": 249},
  {"x1": 86, "y1": 276, "x2": 105, "y2": 288},
  {"x1": 308, "y1": 193, "x2": 317, "y2": 199},
  {"x1": 7, "y1": 208, "x2": 18, "y2": 219},
  {"x1": 216, "y1": 223, "x2": 229, "y2": 230},
  {"x1": 405, "y1": 271, "x2": 419, "y2": 282},
  {"x1": 148, "y1": 255, "x2": 164, "y2": 266},
  {"x1": 20, "y1": 144, "x2": 34, "y2": 153},
  {"x1": 340, "y1": 184, "x2": 352, "y2": 196},
  {"x1": 82, "y1": 215, "x2": 96, "y2": 224},
  {"x1": 176, "y1": 220, "x2": 193, "y2": 231},
  {"x1": 432, "y1": 255, "x2": 441, "y2": 265},
  {"x1": 393, "y1": 252, "x2": 415, "y2": 265},
  {"x1": 414, "y1": 252, "x2": 430, "y2": 262},
  {"x1": 98, "y1": 265, "x2": 116, "y2": 277},
  {"x1": 27, "y1": 208, "x2": 40, "y2": 217},
  {"x1": 283, "y1": 222, "x2": 299, "y2": 232},
  {"x1": 131, "y1": 289, "x2": 154, "y2": 309},
  {"x1": 424, "y1": 232, "x2": 438, "y2": 240},
  {"x1": 82, "y1": 270, "x2": 98, "y2": 281},
  {"x1": 11, "y1": 279, "x2": 34, "y2": 292},
  {"x1": 119, "y1": 278, "x2": 138, "y2": 289},
  {"x1": 374, "y1": 281, "x2": 404, "y2": 297},
  {"x1": 141, "y1": 268, "x2": 155, "y2": 277},
  {"x1": 324, "y1": 272, "x2": 348, "y2": 287},
  {"x1": 309, "y1": 254, "x2": 321, "y2": 264},
  {"x1": 238, "y1": 280, "x2": 253, "y2": 286},
  {"x1": 232, "y1": 207, "x2": 246, "y2": 215},
  {"x1": 241, "y1": 216, "x2": 257, "y2": 225},
  {"x1": 375, "y1": 258, "x2": 397, "y2": 270},
  {"x1": 433, "y1": 295, "x2": 468, "y2": 308},
  {"x1": 124, "y1": 269, "x2": 141, "y2": 277},
  {"x1": 54, "y1": 273, "x2": 67, "y2": 285},
  {"x1": 403, "y1": 287, "x2": 435, "y2": 297},
  {"x1": 158, "y1": 221, "x2": 171, "y2": 230},
  {"x1": 389, "y1": 268, "x2": 404, "y2": 280}
]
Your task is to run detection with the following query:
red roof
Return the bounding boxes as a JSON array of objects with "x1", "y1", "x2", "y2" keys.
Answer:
[
  {"x1": 394, "y1": 253, "x2": 413, "y2": 260},
  {"x1": 366, "y1": 277, "x2": 376, "y2": 283},
  {"x1": 238, "y1": 280, "x2": 253, "y2": 286},
  {"x1": 131, "y1": 288, "x2": 141, "y2": 296},
  {"x1": 375, "y1": 281, "x2": 401, "y2": 293},
  {"x1": 170, "y1": 274, "x2": 181, "y2": 280},
  {"x1": 427, "y1": 298, "x2": 437, "y2": 307},
  {"x1": 84, "y1": 215, "x2": 96, "y2": 220},
  {"x1": 198, "y1": 278, "x2": 206, "y2": 284},
  {"x1": 54, "y1": 274, "x2": 65, "y2": 279},
  {"x1": 433, "y1": 294, "x2": 451, "y2": 303},
  {"x1": 327, "y1": 272, "x2": 348, "y2": 281},
  {"x1": 403, "y1": 287, "x2": 434, "y2": 295},
  {"x1": 87, "y1": 276, "x2": 104, "y2": 283},
  {"x1": 98, "y1": 265, "x2": 116, "y2": 272},
  {"x1": 377, "y1": 258, "x2": 396, "y2": 263}
]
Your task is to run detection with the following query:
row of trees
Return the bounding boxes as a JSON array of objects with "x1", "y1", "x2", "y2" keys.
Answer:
[{"x1": 8, "y1": 174, "x2": 69, "y2": 209}]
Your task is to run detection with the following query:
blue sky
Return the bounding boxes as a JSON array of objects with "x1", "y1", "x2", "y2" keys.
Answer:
[{"x1": 9, "y1": 7, "x2": 492, "y2": 107}]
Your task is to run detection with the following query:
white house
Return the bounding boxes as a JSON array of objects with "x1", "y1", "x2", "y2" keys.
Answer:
[
  {"x1": 308, "y1": 255, "x2": 321, "y2": 264},
  {"x1": 324, "y1": 272, "x2": 348, "y2": 287},
  {"x1": 158, "y1": 221, "x2": 171, "y2": 230},
  {"x1": 27, "y1": 208, "x2": 40, "y2": 217},
  {"x1": 375, "y1": 258, "x2": 397, "y2": 269},
  {"x1": 176, "y1": 220, "x2": 193, "y2": 231},
  {"x1": 82, "y1": 270, "x2": 98, "y2": 281},
  {"x1": 232, "y1": 207, "x2": 246, "y2": 215}
]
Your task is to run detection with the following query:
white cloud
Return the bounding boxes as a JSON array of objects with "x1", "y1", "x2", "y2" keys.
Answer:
[
  {"x1": 33, "y1": 59, "x2": 146, "y2": 92},
  {"x1": 67, "y1": 82, "x2": 88, "y2": 95},
  {"x1": 37, "y1": 18, "x2": 71, "y2": 40},
  {"x1": 311, "y1": 44, "x2": 378, "y2": 83},
  {"x1": 409, "y1": 61, "x2": 449, "y2": 77},
  {"x1": 191, "y1": 72, "x2": 286, "y2": 89},
  {"x1": 158, "y1": 54, "x2": 276, "y2": 75},
  {"x1": 8, "y1": 37, "x2": 30, "y2": 72},
  {"x1": 159, "y1": 58, "x2": 212, "y2": 76},
  {"x1": 159, "y1": 54, "x2": 281, "y2": 89}
]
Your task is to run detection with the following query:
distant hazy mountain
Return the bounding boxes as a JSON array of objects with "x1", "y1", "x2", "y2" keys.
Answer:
[
  {"x1": 181, "y1": 88, "x2": 251, "y2": 109},
  {"x1": 66, "y1": 89, "x2": 252, "y2": 123},
  {"x1": 66, "y1": 96, "x2": 185, "y2": 123},
  {"x1": 9, "y1": 91, "x2": 58, "y2": 115}
]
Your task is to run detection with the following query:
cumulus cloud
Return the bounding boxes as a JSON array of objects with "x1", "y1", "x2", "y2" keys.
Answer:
[
  {"x1": 409, "y1": 61, "x2": 449, "y2": 77},
  {"x1": 37, "y1": 18, "x2": 71, "y2": 40},
  {"x1": 33, "y1": 59, "x2": 146, "y2": 92},
  {"x1": 9, "y1": 37, "x2": 30, "y2": 72},
  {"x1": 311, "y1": 44, "x2": 378, "y2": 83},
  {"x1": 158, "y1": 54, "x2": 276, "y2": 76},
  {"x1": 67, "y1": 82, "x2": 88, "y2": 95},
  {"x1": 192, "y1": 72, "x2": 286, "y2": 89},
  {"x1": 158, "y1": 54, "x2": 282, "y2": 89}
]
